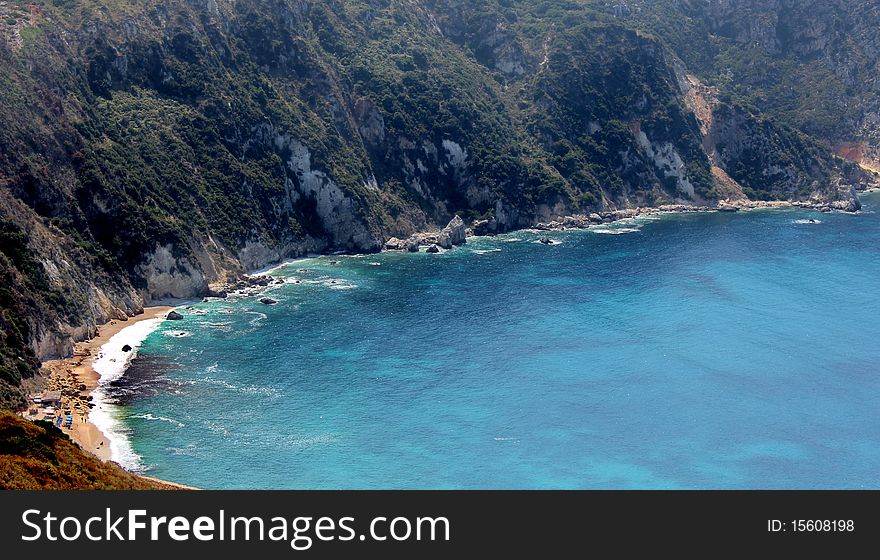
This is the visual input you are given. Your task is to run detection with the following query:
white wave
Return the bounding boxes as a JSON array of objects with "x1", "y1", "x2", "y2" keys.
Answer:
[
  {"x1": 163, "y1": 330, "x2": 192, "y2": 338},
  {"x1": 244, "y1": 310, "x2": 267, "y2": 326},
  {"x1": 197, "y1": 321, "x2": 233, "y2": 331},
  {"x1": 89, "y1": 316, "x2": 165, "y2": 471},
  {"x1": 793, "y1": 219, "x2": 822, "y2": 224},
  {"x1": 591, "y1": 227, "x2": 641, "y2": 235},
  {"x1": 166, "y1": 444, "x2": 199, "y2": 456},
  {"x1": 473, "y1": 249, "x2": 501, "y2": 254},
  {"x1": 329, "y1": 284, "x2": 357, "y2": 290},
  {"x1": 248, "y1": 255, "x2": 321, "y2": 276},
  {"x1": 195, "y1": 376, "x2": 281, "y2": 398},
  {"x1": 129, "y1": 413, "x2": 185, "y2": 428},
  {"x1": 368, "y1": 262, "x2": 382, "y2": 266},
  {"x1": 205, "y1": 421, "x2": 230, "y2": 437}
]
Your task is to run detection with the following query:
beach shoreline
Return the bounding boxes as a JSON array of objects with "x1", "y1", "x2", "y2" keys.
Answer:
[
  {"x1": 32, "y1": 306, "x2": 175, "y2": 466},
  {"x1": 25, "y1": 192, "x2": 877, "y2": 489}
]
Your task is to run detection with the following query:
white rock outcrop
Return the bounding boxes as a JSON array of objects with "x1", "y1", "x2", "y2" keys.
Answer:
[
  {"x1": 436, "y1": 215, "x2": 466, "y2": 249},
  {"x1": 138, "y1": 243, "x2": 208, "y2": 301}
]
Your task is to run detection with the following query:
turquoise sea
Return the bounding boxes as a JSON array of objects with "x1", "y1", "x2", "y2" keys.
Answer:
[{"x1": 106, "y1": 193, "x2": 880, "y2": 489}]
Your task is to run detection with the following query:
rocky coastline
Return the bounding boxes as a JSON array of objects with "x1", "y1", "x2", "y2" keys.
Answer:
[
  {"x1": 196, "y1": 195, "x2": 872, "y2": 302},
  {"x1": 26, "y1": 188, "x2": 875, "y2": 483},
  {"x1": 376, "y1": 196, "x2": 865, "y2": 257}
]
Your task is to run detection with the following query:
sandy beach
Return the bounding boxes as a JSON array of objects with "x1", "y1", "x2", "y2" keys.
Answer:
[{"x1": 34, "y1": 306, "x2": 175, "y2": 462}]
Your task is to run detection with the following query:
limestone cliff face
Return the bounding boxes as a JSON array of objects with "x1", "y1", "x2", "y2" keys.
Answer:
[
  {"x1": 680, "y1": 72, "x2": 871, "y2": 207},
  {"x1": 271, "y1": 133, "x2": 382, "y2": 252}
]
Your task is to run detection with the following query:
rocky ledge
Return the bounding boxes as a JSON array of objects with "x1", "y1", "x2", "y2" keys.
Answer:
[
  {"x1": 385, "y1": 216, "x2": 468, "y2": 252},
  {"x1": 205, "y1": 273, "x2": 286, "y2": 301},
  {"x1": 530, "y1": 198, "x2": 864, "y2": 232}
]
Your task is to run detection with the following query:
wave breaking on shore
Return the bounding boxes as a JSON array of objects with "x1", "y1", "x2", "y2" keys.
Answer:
[{"x1": 90, "y1": 317, "x2": 165, "y2": 471}]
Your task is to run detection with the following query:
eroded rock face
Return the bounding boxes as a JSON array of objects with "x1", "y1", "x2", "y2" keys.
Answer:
[
  {"x1": 818, "y1": 184, "x2": 862, "y2": 212},
  {"x1": 274, "y1": 134, "x2": 382, "y2": 252},
  {"x1": 354, "y1": 97, "x2": 386, "y2": 148},
  {"x1": 406, "y1": 236, "x2": 421, "y2": 252},
  {"x1": 634, "y1": 129, "x2": 696, "y2": 198},
  {"x1": 237, "y1": 237, "x2": 326, "y2": 272},
  {"x1": 436, "y1": 215, "x2": 467, "y2": 249},
  {"x1": 138, "y1": 244, "x2": 208, "y2": 301}
]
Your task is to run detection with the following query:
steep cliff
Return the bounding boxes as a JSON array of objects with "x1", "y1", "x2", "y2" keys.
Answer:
[
  {"x1": 0, "y1": 0, "x2": 876, "y2": 408},
  {"x1": 615, "y1": 0, "x2": 880, "y2": 169}
]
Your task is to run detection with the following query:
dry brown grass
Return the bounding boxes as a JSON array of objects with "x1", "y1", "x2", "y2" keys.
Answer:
[{"x1": 0, "y1": 411, "x2": 178, "y2": 490}]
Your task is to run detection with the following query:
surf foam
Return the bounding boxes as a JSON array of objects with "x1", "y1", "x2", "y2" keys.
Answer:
[{"x1": 89, "y1": 316, "x2": 164, "y2": 471}]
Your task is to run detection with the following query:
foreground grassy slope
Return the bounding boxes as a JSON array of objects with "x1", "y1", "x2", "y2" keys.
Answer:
[{"x1": 0, "y1": 411, "x2": 174, "y2": 489}]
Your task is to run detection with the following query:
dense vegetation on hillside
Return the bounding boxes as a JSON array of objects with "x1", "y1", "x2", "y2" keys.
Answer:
[
  {"x1": 0, "y1": 0, "x2": 877, "y2": 409},
  {"x1": 614, "y1": 0, "x2": 880, "y2": 165}
]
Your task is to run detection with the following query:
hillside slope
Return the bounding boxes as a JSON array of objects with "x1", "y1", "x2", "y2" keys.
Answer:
[
  {"x1": 0, "y1": 0, "x2": 877, "y2": 408},
  {"x1": 0, "y1": 411, "x2": 175, "y2": 489},
  {"x1": 615, "y1": 0, "x2": 880, "y2": 168}
]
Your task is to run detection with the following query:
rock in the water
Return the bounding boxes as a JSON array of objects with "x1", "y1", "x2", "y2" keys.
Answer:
[
  {"x1": 406, "y1": 236, "x2": 420, "y2": 252},
  {"x1": 260, "y1": 297, "x2": 278, "y2": 305},
  {"x1": 828, "y1": 195, "x2": 861, "y2": 212},
  {"x1": 121, "y1": 344, "x2": 132, "y2": 352},
  {"x1": 384, "y1": 237, "x2": 405, "y2": 251},
  {"x1": 440, "y1": 215, "x2": 467, "y2": 247},
  {"x1": 436, "y1": 230, "x2": 452, "y2": 249},
  {"x1": 166, "y1": 310, "x2": 184, "y2": 320},
  {"x1": 539, "y1": 237, "x2": 553, "y2": 245},
  {"x1": 426, "y1": 244, "x2": 440, "y2": 254}
]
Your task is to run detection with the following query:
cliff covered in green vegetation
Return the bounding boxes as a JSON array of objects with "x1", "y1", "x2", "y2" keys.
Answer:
[{"x1": 0, "y1": 0, "x2": 877, "y2": 409}]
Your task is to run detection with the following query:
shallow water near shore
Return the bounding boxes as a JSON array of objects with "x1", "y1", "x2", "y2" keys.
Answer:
[{"x1": 109, "y1": 193, "x2": 880, "y2": 489}]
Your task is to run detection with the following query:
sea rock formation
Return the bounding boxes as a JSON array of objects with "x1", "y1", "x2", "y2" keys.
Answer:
[{"x1": 436, "y1": 216, "x2": 467, "y2": 249}]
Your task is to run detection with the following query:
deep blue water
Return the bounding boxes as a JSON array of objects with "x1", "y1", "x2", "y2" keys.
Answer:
[{"x1": 110, "y1": 193, "x2": 880, "y2": 489}]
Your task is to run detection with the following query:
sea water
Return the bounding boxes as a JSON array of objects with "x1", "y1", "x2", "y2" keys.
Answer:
[{"x1": 105, "y1": 192, "x2": 880, "y2": 489}]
